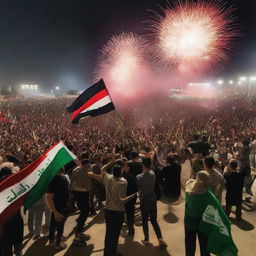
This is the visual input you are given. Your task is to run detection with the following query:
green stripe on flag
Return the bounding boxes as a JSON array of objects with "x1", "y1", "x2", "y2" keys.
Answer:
[{"x1": 24, "y1": 147, "x2": 74, "y2": 210}]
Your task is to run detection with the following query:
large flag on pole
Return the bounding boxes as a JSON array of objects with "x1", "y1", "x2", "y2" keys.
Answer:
[
  {"x1": 67, "y1": 79, "x2": 115, "y2": 124},
  {"x1": 0, "y1": 141, "x2": 76, "y2": 224}
]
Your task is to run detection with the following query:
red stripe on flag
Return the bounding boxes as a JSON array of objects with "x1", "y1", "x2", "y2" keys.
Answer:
[
  {"x1": 0, "y1": 156, "x2": 45, "y2": 192},
  {"x1": 71, "y1": 89, "x2": 109, "y2": 120},
  {"x1": 0, "y1": 141, "x2": 62, "y2": 192},
  {"x1": 0, "y1": 194, "x2": 26, "y2": 223}
]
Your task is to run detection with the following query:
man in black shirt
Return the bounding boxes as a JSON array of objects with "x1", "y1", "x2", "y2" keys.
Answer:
[
  {"x1": 160, "y1": 154, "x2": 182, "y2": 198},
  {"x1": 187, "y1": 134, "x2": 205, "y2": 156},
  {"x1": 201, "y1": 135, "x2": 211, "y2": 157},
  {"x1": 122, "y1": 158, "x2": 138, "y2": 236},
  {"x1": 224, "y1": 159, "x2": 246, "y2": 221},
  {"x1": 128, "y1": 151, "x2": 143, "y2": 177},
  {"x1": 46, "y1": 167, "x2": 70, "y2": 250}
]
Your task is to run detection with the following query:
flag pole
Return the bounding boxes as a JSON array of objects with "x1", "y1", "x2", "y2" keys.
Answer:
[{"x1": 102, "y1": 78, "x2": 129, "y2": 133}]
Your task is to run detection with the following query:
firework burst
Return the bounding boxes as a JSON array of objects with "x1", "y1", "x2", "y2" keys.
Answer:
[
  {"x1": 95, "y1": 33, "x2": 149, "y2": 97},
  {"x1": 150, "y1": 0, "x2": 238, "y2": 72}
]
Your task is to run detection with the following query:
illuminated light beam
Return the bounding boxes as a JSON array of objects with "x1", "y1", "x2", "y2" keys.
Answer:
[{"x1": 149, "y1": 0, "x2": 239, "y2": 72}]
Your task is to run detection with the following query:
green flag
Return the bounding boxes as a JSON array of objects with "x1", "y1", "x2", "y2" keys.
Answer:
[{"x1": 199, "y1": 191, "x2": 238, "y2": 256}]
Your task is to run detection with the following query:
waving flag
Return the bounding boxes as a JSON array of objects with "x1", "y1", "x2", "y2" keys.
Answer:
[
  {"x1": 67, "y1": 79, "x2": 115, "y2": 124},
  {"x1": 186, "y1": 190, "x2": 238, "y2": 256},
  {"x1": 0, "y1": 141, "x2": 77, "y2": 224}
]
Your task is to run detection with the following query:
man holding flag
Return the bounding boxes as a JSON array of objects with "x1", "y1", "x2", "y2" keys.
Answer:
[
  {"x1": 185, "y1": 171, "x2": 238, "y2": 256},
  {"x1": 0, "y1": 141, "x2": 77, "y2": 253},
  {"x1": 46, "y1": 167, "x2": 70, "y2": 250}
]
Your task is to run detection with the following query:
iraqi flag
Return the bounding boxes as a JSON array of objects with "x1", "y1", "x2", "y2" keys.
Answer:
[
  {"x1": 0, "y1": 141, "x2": 76, "y2": 224},
  {"x1": 67, "y1": 79, "x2": 115, "y2": 124}
]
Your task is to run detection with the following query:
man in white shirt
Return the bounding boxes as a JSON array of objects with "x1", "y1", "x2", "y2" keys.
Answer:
[
  {"x1": 89, "y1": 158, "x2": 135, "y2": 256},
  {"x1": 203, "y1": 156, "x2": 225, "y2": 202}
]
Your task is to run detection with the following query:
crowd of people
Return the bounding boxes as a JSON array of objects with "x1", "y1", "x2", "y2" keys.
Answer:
[{"x1": 0, "y1": 96, "x2": 256, "y2": 256}]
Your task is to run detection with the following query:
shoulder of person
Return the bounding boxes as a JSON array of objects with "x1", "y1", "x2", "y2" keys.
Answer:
[
  {"x1": 136, "y1": 173, "x2": 143, "y2": 179},
  {"x1": 223, "y1": 171, "x2": 230, "y2": 178},
  {"x1": 119, "y1": 177, "x2": 128, "y2": 184},
  {"x1": 149, "y1": 170, "x2": 155, "y2": 175},
  {"x1": 50, "y1": 175, "x2": 58, "y2": 183},
  {"x1": 103, "y1": 172, "x2": 112, "y2": 180},
  {"x1": 72, "y1": 166, "x2": 80, "y2": 172}
]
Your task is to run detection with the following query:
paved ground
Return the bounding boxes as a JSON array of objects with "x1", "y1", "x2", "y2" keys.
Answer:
[{"x1": 22, "y1": 193, "x2": 256, "y2": 256}]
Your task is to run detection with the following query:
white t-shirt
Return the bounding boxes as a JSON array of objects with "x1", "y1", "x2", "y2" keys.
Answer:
[{"x1": 103, "y1": 173, "x2": 127, "y2": 211}]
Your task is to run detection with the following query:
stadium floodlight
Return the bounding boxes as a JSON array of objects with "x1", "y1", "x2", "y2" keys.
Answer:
[
  {"x1": 21, "y1": 84, "x2": 25, "y2": 89},
  {"x1": 25, "y1": 84, "x2": 29, "y2": 88},
  {"x1": 217, "y1": 80, "x2": 223, "y2": 85},
  {"x1": 34, "y1": 85, "x2": 38, "y2": 90},
  {"x1": 239, "y1": 76, "x2": 247, "y2": 81},
  {"x1": 229, "y1": 80, "x2": 233, "y2": 84},
  {"x1": 56, "y1": 86, "x2": 60, "y2": 90},
  {"x1": 188, "y1": 83, "x2": 211, "y2": 87},
  {"x1": 250, "y1": 77, "x2": 256, "y2": 81}
]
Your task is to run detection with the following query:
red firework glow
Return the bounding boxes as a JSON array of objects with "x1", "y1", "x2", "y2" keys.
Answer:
[
  {"x1": 95, "y1": 33, "x2": 149, "y2": 100},
  {"x1": 151, "y1": 1, "x2": 238, "y2": 72}
]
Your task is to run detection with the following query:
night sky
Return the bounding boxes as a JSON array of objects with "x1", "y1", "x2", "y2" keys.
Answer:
[{"x1": 0, "y1": 0, "x2": 256, "y2": 91}]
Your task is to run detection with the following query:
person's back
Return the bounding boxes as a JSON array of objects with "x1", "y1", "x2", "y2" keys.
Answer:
[
  {"x1": 137, "y1": 169, "x2": 156, "y2": 202},
  {"x1": 224, "y1": 169, "x2": 245, "y2": 204},
  {"x1": 47, "y1": 168, "x2": 70, "y2": 250},
  {"x1": 136, "y1": 157, "x2": 167, "y2": 248},
  {"x1": 71, "y1": 165, "x2": 90, "y2": 192},
  {"x1": 162, "y1": 156, "x2": 181, "y2": 197},
  {"x1": 191, "y1": 157, "x2": 203, "y2": 178},
  {"x1": 207, "y1": 169, "x2": 225, "y2": 195},
  {"x1": 103, "y1": 171, "x2": 127, "y2": 211},
  {"x1": 101, "y1": 164, "x2": 129, "y2": 256},
  {"x1": 201, "y1": 135, "x2": 211, "y2": 157},
  {"x1": 50, "y1": 173, "x2": 70, "y2": 211},
  {"x1": 224, "y1": 160, "x2": 246, "y2": 220},
  {"x1": 203, "y1": 156, "x2": 225, "y2": 201},
  {"x1": 128, "y1": 151, "x2": 143, "y2": 177},
  {"x1": 187, "y1": 134, "x2": 205, "y2": 155},
  {"x1": 239, "y1": 140, "x2": 250, "y2": 167},
  {"x1": 128, "y1": 161, "x2": 143, "y2": 176}
]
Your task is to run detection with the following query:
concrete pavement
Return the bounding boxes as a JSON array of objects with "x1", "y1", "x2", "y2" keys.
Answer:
[{"x1": 22, "y1": 195, "x2": 256, "y2": 256}]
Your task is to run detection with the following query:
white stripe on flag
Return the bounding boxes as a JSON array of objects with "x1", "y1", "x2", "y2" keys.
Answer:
[
  {"x1": 81, "y1": 95, "x2": 112, "y2": 113},
  {"x1": 0, "y1": 142, "x2": 74, "y2": 214}
]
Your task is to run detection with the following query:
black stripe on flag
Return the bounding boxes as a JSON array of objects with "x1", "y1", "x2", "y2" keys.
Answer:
[
  {"x1": 71, "y1": 102, "x2": 115, "y2": 124},
  {"x1": 67, "y1": 79, "x2": 106, "y2": 113}
]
